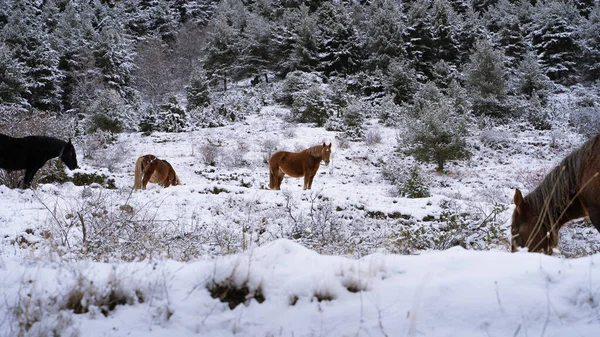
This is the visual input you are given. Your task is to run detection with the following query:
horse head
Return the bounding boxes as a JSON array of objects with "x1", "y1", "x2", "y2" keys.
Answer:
[
  {"x1": 511, "y1": 189, "x2": 556, "y2": 254},
  {"x1": 60, "y1": 138, "x2": 78, "y2": 170},
  {"x1": 321, "y1": 142, "x2": 332, "y2": 165}
]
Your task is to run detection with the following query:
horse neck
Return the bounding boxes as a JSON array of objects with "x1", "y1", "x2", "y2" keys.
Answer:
[
  {"x1": 525, "y1": 170, "x2": 579, "y2": 231},
  {"x1": 39, "y1": 136, "x2": 67, "y2": 160},
  {"x1": 303, "y1": 146, "x2": 323, "y2": 159}
]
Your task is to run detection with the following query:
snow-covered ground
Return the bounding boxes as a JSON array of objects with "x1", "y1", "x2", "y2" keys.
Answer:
[{"x1": 1, "y1": 106, "x2": 600, "y2": 336}]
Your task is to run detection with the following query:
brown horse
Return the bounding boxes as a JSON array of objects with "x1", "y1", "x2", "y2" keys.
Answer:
[
  {"x1": 511, "y1": 134, "x2": 600, "y2": 254},
  {"x1": 269, "y1": 143, "x2": 332, "y2": 190},
  {"x1": 133, "y1": 155, "x2": 181, "y2": 190}
]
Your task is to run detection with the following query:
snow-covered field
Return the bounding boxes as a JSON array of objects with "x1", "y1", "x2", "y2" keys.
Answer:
[{"x1": 1, "y1": 106, "x2": 600, "y2": 336}]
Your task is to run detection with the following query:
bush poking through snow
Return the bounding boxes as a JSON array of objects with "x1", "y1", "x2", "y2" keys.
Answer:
[
  {"x1": 62, "y1": 272, "x2": 144, "y2": 316},
  {"x1": 390, "y1": 200, "x2": 509, "y2": 254},
  {"x1": 208, "y1": 278, "x2": 265, "y2": 310}
]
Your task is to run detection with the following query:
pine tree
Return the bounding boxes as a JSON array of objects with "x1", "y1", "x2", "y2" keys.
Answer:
[
  {"x1": 238, "y1": 12, "x2": 274, "y2": 82},
  {"x1": 516, "y1": 51, "x2": 552, "y2": 100},
  {"x1": 0, "y1": 44, "x2": 26, "y2": 106},
  {"x1": 186, "y1": 67, "x2": 211, "y2": 110},
  {"x1": 202, "y1": 1, "x2": 247, "y2": 90},
  {"x1": 485, "y1": 0, "x2": 531, "y2": 67},
  {"x1": 464, "y1": 38, "x2": 509, "y2": 118},
  {"x1": 579, "y1": 3, "x2": 600, "y2": 82},
  {"x1": 530, "y1": 0, "x2": 582, "y2": 85},
  {"x1": 401, "y1": 83, "x2": 470, "y2": 173},
  {"x1": 2, "y1": 0, "x2": 64, "y2": 111},
  {"x1": 358, "y1": 0, "x2": 406, "y2": 71},
  {"x1": 315, "y1": 1, "x2": 362, "y2": 76},
  {"x1": 287, "y1": 4, "x2": 320, "y2": 73}
]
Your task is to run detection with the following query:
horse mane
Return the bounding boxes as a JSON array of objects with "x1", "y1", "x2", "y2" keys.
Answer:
[
  {"x1": 524, "y1": 136, "x2": 596, "y2": 230},
  {"x1": 35, "y1": 136, "x2": 67, "y2": 150},
  {"x1": 303, "y1": 144, "x2": 324, "y2": 157}
]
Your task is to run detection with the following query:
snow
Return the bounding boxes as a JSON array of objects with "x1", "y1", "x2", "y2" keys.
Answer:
[{"x1": 1, "y1": 106, "x2": 600, "y2": 336}]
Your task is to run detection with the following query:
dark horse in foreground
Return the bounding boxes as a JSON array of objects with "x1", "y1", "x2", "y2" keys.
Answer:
[
  {"x1": 0, "y1": 134, "x2": 78, "y2": 188},
  {"x1": 512, "y1": 134, "x2": 600, "y2": 254},
  {"x1": 269, "y1": 142, "x2": 332, "y2": 190},
  {"x1": 133, "y1": 154, "x2": 181, "y2": 190}
]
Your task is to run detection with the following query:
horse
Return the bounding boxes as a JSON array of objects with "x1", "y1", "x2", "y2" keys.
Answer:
[
  {"x1": 269, "y1": 142, "x2": 332, "y2": 190},
  {"x1": 133, "y1": 154, "x2": 181, "y2": 190},
  {"x1": 0, "y1": 134, "x2": 78, "y2": 188},
  {"x1": 511, "y1": 134, "x2": 600, "y2": 254}
]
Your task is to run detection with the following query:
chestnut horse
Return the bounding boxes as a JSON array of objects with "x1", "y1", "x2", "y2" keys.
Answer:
[
  {"x1": 269, "y1": 142, "x2": 332, "y2": 190},
  {"x1": 133, "y1": 155, "x2": 181, "y2": 190},
  {"x1": 512, "y1": 134, "x2": 600, "y2": 254}
]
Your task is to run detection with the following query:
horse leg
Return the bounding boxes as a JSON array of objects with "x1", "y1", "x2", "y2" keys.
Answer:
[
  {"x1": 141, "y1": 168, "x2": 153, "y2": 190},
  {"x1": 276, "y1": 169, "x2": 285, "y2": 190},
  {"x1": 307, "y1": 172, "x2": 316, "y2": 190},
  {"x1": 303, "y1": 172, "x2": 311, "y2": 190},
  {"x1": 22, "y1": 167, "x2": 39, "y2": 189},
  {"x1": 589, "y1": 209, "x2": 600, "y2": 233},
  {"x1": 269, "y1": 168, "x2": 276, "y2": 189}
]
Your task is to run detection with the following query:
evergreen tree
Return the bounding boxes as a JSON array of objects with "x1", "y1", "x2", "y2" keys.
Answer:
[
  {"x1": 238, "y1": 12, "x2": 274, "y2": 82},
  {"x1": 0, "y1": 44, "x2": 26, "y2": 106},
  {"x1": 176, "y1": 0, "x2": 218, "y2": 26},
  {"x1": 51, "y1": 0, "x2": 97, "y2": 113},
  {"x1": 404, "y1": 0, "x2": 462, "y2": 82},
  {"x1": 203, "y1": 0, "x2": 248, "y2": 89},
  {"x1": 186, "y1": 66, "x2": 211, "y2": 110},
  {"x1": 579, "y1": 3, "x2": 600, "y2": 82},
  {"x1": 515, "y1": 51, "x2": 552, "y2": 100},
  {"x1": 404, "y1": 0, "x2": 435, "y2": 79},
  {"x1": 530, "y1": 0, "x2": 582, "y2": 85},
  {"x1": 464, "y1": 38, "x2": 509, "y2": 118},
  {"x1": 287, "y1": 4, "x2": 320, "y2": 73},
  {"x1": 358, "y1": 0, "x2": 406, "y2": 71},
  {"x1": 485, "y1": 0, "x2": 531, "y2": 67},
  {"x1": 401, "y1": 83, "x2": 470, "y2": 173},
  {"x1": 2, "y1": 0, "x2": 64, "y2": 111},
  {"x1": 315, "y1": 1, "x2": 362, "y2": 76}
]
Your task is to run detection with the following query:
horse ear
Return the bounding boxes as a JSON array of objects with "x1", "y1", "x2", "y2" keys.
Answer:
[
  {"x1": 328, "y1": 143, "x2": 332, "y2": 148},
  {"x1": 68, "y1": 138, "x2": 72, "y2": 144},
  {"x1": 514, "y1": 189, "x2": 524, "y2": 213}
]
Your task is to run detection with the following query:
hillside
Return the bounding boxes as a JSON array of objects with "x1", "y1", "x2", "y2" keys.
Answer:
[{"x1": 1, "y1": 104, "x2": 600, "y2": 336}]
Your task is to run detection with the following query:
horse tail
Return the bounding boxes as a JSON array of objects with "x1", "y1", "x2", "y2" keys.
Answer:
[{"x1": 133, "y1": 156, "x2": 144, "y2": 190}]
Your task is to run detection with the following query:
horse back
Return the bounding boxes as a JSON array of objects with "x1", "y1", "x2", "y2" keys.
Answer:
[{"x1": 0, "y1": 134, "x2": 39, "y2": 170}]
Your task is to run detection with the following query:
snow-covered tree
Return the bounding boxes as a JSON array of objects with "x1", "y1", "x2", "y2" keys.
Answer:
[
  {"x1": 358, "y1": 0, "x2": 406, "y2": 71},
  {"x1": 579, "y1": 3, "x2": 600, "y2": 82},
  {"x1": 464, "y1": 38, "x2": 509, "y2": 118},
  {"x1": 485, "y1": 0, "x2": 531, "y2": 67},
  {"x1": 0, "y1": 44, "x2": 26, "y2": 106},
  {"x1": 315, "y1": 1, "x2": 362, "y2": 76},
  {"x1": 530, "y1": 0, "x2": 582, "y2": 85},
  {"x1": 203, "y1": 4, "x2": 245, "y2": 90},
  {"x1": 186, "y1": 66, "x2": 211, "y2": 110},
  {"x1": 2, "y1": 0, "x2": 64, "y2": 111},
  {"x1": 401, "y1": 83, "x2": 470, "y2": 173}
]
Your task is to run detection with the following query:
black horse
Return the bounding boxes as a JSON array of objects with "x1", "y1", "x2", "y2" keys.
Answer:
[{"x1": 0, "y1": 134, "x2": 78, "y2": 188}]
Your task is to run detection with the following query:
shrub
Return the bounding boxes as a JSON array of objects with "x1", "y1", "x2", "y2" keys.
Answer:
[
  {"x1": 569, "y1": 107, "x2": 600, "y2": 139},
  {"x1": 291, "y1": 84, "x2": 332, "y2": 126},
  {"x1": 382, "y1": 161, "x2": 430, "y2": 198},
  {"x1": 390, "y1": 200, "x2": 509, "y2": 254},
  {"x1": 400, "y1": 85, "x2": 471, "y2": 173},
  {"x1": 158, "y1": 96, "x2": 187, "y2": 132},
  {"x1": 85, "y1": 89, "x2": 136, "y2": 133},
  {"x1": 186, "y1": 67, "x2": 211, "y2": 110}
]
